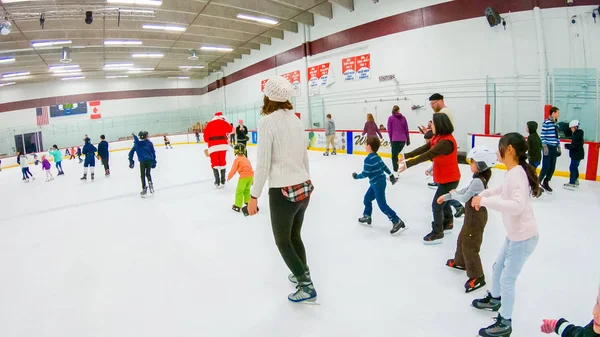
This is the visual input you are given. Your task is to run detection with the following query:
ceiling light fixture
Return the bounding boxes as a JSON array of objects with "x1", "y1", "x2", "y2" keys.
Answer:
[
  {"x1": 1, "y1": 21, "x2": 12, "y2": 36},
  {"x1": 49, "y1": 64, "x2": 79, "y2": 71},
  {"x1": 31, "y1": 40, "x2": 72, "y2": 48},
  {"x1": 127, "y1": 67, "x2": 154, "y2": 73},
  {"x1": 168, "y1": 76, "x2": 189, "y2": 79},
  {"x1": 142, "y1": 24, "x2": 186, "y2": 32},
  {"x1": 200, "y1": 46, "x2": 233, "y2": 52},
  {"x1": 2, "y1": 71, "x2": 30, "y2": 78},
  {"x1": 0, "y1": 82, "x2": 16, "y2": 87},
  {"x1": 131, "y1": 53, "x2": 164, "y2": 58},
  {"x1": 188, "y1": 49, "x2": 199, "y2": 60},
  {"x1": 119, "y1": 8, "x2": 155, "y2": 14},
  {"x1": 51, "y1": 69, "x2": 82, "y2": 75},
  {"x1": 236, "y1": 13, "x2": 278, "y2": 25},
  {"x1": 179, "y1": 65, "x2": 204, "y2": 70},
  {"x1": 0, "y1": 57, "x2": 16, "y2": 63},
  {"x1": 104, "y1": 40, "x2": 142, "y2": 45},
  {"x1": 61, "y1": 76, "x2": 85, "y2": 81},
  {"x1": 60, "y1": 47, "x2": 72, "y2": 63},
  {"x1": 107, "y1": 0, "x2": 162, "y2": 5},
  {"x1": 106, "y1": 75, "x2": 129, "y2": 79}
]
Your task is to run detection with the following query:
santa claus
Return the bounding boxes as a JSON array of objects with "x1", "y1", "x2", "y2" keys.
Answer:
[{"x1": 203, "y1": 111, "x2": 234, "y2": 188}]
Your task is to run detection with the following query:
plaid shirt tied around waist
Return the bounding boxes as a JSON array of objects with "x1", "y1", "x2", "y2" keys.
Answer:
[{"x1": 281, "y1": 180, "x2": 314, "y2": 202}]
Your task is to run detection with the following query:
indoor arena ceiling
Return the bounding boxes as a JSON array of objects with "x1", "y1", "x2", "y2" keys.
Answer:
[{"x1": 0, "y1": 0, "x2": 354, "y2": 84}]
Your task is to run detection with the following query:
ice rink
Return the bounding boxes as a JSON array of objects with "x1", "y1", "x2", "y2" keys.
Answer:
[{"x1": 0, "y1": 144, "x2": 599, "y2": 337}]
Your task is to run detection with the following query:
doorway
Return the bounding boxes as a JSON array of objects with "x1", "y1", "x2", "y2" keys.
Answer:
[{"x1": 14, "y1": 132, "x2": 43, "y2": 154}]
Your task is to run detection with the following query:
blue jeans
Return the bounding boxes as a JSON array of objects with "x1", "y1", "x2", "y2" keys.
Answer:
[
  {"x1": 569, "y1": 159, "x2": 581, "y2": 184},
  {"x1": 539, "y1": 145, "x2": 558, "y2": 182},
  {"x1": 55, "y1": 161, "x2": 63, "y2": 173},
  {"x1": 491, "y1": 236, "x2": 539, "y2": 319},
  {"x1": 529, "y1": 160, "x2": 540, "y2": 168},
  {"x1": 363, "y1": 179, "x2": 400, "y2": 223}
]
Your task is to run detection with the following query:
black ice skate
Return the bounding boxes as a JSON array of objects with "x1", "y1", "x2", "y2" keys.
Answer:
[
  {"x1": 444, "y1": 223, "x2": 454, "y2": 233},
  {"x1": 232, "y1": 205, "x2": 240, "y2": 212},
  {"x1": 465, "y1": 276, "x2": 486, "y2": 293},
  {"x1": 80, "y1": 174, "x2": 87, "y2": 181},
  {"x1": 323, "y1": 151, "x2": 329, "y2": 156},
  {"x1": 423, "y1": 230, "x2": 444, "y2": 245},
  {"x1": 446, "y1": 259, "x2": 466, "y2": 271},
  {"x1": 390, "y1": 220, "x2": 406, "y2": 235},
  {"x1": 149, "y1": 182, "x2": 154, "y2": 194},
  {"x1": 332, "y1": 150, "x2": 337, "y2": 155},
  {"x1": 213, "y1": 169, "x2": 220, "y2": 188},
  {"x1": 91, "y1": 173, "x2": 94, "y2": 181},
  {"x1": 472, "y1": 291, "x2": 501, "y2": 311},
  {"x1": 478, "y1": 314, "x2": 512, "y2": 337},
  {"x1": 454, "y1": 206, "x2": 465, "y2": 218},
  {"x1": 541, "y1": 180, "x2": 553, "y2": 194},
  {"x1": 140, "y1": 187, "x2": 148, "y2": 197},
  {"x1": 358, "y1": 215, "x2": 372, "y2": 226},
  {"x1": 220, "y1": 169, "x2": 226, "y2": 187}
]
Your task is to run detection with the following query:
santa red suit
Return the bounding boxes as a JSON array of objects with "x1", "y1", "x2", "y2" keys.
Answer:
[{"x1": 203, "y1": 111, "x2": 233, "y2": 187}]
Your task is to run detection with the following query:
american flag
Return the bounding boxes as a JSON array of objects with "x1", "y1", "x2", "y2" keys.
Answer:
[{"x1": 36, "y1": 106, "x2": 49, "y2": 126}]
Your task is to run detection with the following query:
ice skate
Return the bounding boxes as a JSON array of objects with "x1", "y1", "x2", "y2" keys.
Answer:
[
  {"x1": 574, "y1": 179, "x2": 580, "y2": 187},
  {"x1": 232, "y1": 205, "x2": 241, "y2": 212},
  {"x1": 91, "y1": 173, "x2": 94, "y2": 181},
  {"x1": 149, "y1": 182, "x2": 154, "y2": 194},
  {"x1": 427, "y1": 182, "x2": 438, "y2": 189},
  {"x1": 332, "y1": 150, "x2": 337, "y2": 155},
  {"x1": 358, "y1": 215, "x2": 372, "y2": 226},
  {"x1": 390, "y1": 219, "x2": 406, "y2": 235},
  {"x1": 446, "y1": 259, "x2": 466, "y2": 271},
  {"x1": 541, "y1": 180, "x2": 553, "y2": 194},
  {"x1": 213, "y1": 169, "x2": 220, "y2": 189},
  {"x1": 80, "y1": 174, "x2": 87, "y2": 181},
  {"x1": 140, "y1": 187, "x2": 148, "y2": 197},
  {"x1": 472, "y1": 291, "x2": 501, "y2": 311},
  {"x1": 220, "y1": 169, "x2": 226, "y2": 187},
  {"x1": 563, "y1": 183, "x2": 576, "y2": 190},
  {"x1": 478, "y1": 314, "x2": 512, "y2": 337},
  {"x1": 465, "y1": 276, "x2": 486, "y2": 293},
  {"x1": 288, "y1": 283, "x2": 318, "y2": 304},
  {"x1": 444, "y1": 223, "x2": 454, "y2": 233},
  {"x1": 454, "y1": 206, "x2": 465, "y2": 218},
  {"x1": 323, "y1": 150, "x2": 329, "y2": 156},
  {"x1": 423, "y1": 230, "x2": 444, "y2": 245}
]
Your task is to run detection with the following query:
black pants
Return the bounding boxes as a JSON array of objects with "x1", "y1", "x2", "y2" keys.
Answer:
[
  {"x1": 101, "y1": 157, "x2": 110, "y2": 172},
  {"x1": 391, "y1": 141, "x2": 406, "y2": 172},
  {"x1": 140, "y1": 161, "x2": 153, "y2": 189},
  {"x1": 539, "y1": 145, "x2": 558, "y2": 183},
  {"x1": 431, "y1": 181, "x2": 460, "y2": 233},
  {"x1": 229, "y1": 134, "x2": 235, "y2": 144},
  {"x1": 269, "y1": 188, "x2": 311, "y2": 283}
]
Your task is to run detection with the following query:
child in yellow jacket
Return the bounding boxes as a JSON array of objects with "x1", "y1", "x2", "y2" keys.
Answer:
[{"x1": 228, "y1": 144, "x2": 254, "y2": 212}]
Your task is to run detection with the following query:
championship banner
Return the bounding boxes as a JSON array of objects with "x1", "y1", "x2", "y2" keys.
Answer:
[
  {"x1": 342, "y1": 57, "x2": 356, "y2": 81},
  {"x1": 319, "y1": 63, "x2": 330, "y2": 86},
  {"x1": 356, "y1": 54, "x2": 371, "y2": 80},
  {"x1": 260, "y1": 79, "x2": 268, "y2": 92},
  {"x1": 308, "y1": 66, "x2": 320, "y2": 88},
  {"x1": 281, "y1": 70, "x2": 301, "y2": 97}
]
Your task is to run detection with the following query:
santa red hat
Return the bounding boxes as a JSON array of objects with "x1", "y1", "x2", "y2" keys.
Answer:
[{"x1": 213, "y1": 111, "x2": 225, "y2": 120}]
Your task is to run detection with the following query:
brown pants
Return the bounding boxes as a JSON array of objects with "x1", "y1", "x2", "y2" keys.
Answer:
[
  {"x1": 453, "y1": 200, "x2": 488, "y2": 278},
  {"x1": 326, "y1": 135, "x2": 335, "y2": 151}
]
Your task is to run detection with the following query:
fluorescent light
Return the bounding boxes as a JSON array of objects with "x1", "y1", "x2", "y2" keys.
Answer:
[
  {"x1": 31, "y1": 40, "x2": 72, "y2": 47},
  {"x1": 179, "y1": 65, "x2": 204, "y2": 70},
  {"x1": 106, "y1": 75, "x2": 129, "y2": 79},
  {"x1": 104, "y1": 40, "x2": 142, "y2": 45},
  {"x1": 119, "y1": 8, "x2": 155, "y2": 13},
  {"x1": 2, "y1": 71, "x2": 30, "y2": 78},
  {"x1": 52, "y1": 70, "x2": 82, "y2": 76},
  {"x1": 107, "y1": 0, "x2": 162, "y2": 5},
  {"x1": 0, "y1": 57, "x2": 15, "y2": 63},
  {"x1": 104, "y1": 63, "x2": 134, "y2": 68},
  {"x1": 200, "y1": 46, "x2": 233, "y2": 52},
  {"x1": 132, "y1": 53, "x2": 164, "y2": 58},
  {"x1": 143, "y1": 24, "x2": 186, "y2": 32},
  {"x1": 168, "y1": 76, "x2": 189, "y2": 79},
  {"x1": 0, "y1": 82, "x2": 16, "y2": 87},
  {"x1": 236, "y1": 13, "x2": 278, "y2": 25},
  {"x1": 61, "y1": 76, "x2": 85, "y2": 81},
  {"x1": 49, "y1": 64, "x2": 79, "y2": 70},
  {"x1": 2, "y1": 76, "x2": 29, "y2": 81},
  {"x1": 128, "y1": 67, "x2": 154, "y2": 71}
]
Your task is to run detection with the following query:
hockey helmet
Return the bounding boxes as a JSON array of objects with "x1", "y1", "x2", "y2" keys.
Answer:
[
  {"x1": 467, "y1": 146, "x2": 497, "y2": 172},
  {"x1": 569, "y1": 120, "x2": 580, "y2": 128}
]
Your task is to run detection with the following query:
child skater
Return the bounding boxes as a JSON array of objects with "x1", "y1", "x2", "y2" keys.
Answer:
[
  {"x1": 97, "y1": 135, "x2": 110, "y2": 177},
  {"x1": 564, "y1": 120, "x2": 584, "y2": 190},
  {"x1": 70, "y1": 147, "x2": 76, "y2": 160},
  {"x1": 540, "y1": 287, "x2": 600, "y2": 336},
  {"x1": 352, "y1": 137, "x2": 406, "y2": 235},
  {"x1": 49, "y1": 145, "x2": 64, "y2": 176},
  {"x1": 77, "y1": 146, "x2": 83, "y2": 163},
  {"x1": 41, "y1": 155, "x2": 54, "y2": 182},
  {"x1": 81, "y1": 137, "x2": 97, "y2": 181},
  {"x1": 439, "y1": 146, "x2": 496, "y2": 293},
  {"x1": 163, "y1": 135, "x2": 173, "y2": 149},
  {"x1": 17, "y1": 151, "x2": 34, "y2": 182},
  {"x1": 227, "y1": 143, "x2": 254, "y2": 212},
  {"x1": 128, "y1": 131, "x2": 157, "y2": 197},
  {"x1": 471, "y1": 132, "x2": 541, "y2": 337},
  {"x1": 526, "y1": 121, "x2": 542, "y2": 169}
]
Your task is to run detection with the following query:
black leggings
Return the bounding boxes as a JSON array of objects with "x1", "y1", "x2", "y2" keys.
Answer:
[
  {"x1": 140, "y1": 161, "x2": 153, "y2": 188},
  {"x1": 391, "y1": 141, "x2": 406, "y2": 172},
  {"x1": 269, "y1": 188, "x2": 311, "y2": 283},
  {"x1": 431, "y1": 181, "x2": 460, "y2": 233}
]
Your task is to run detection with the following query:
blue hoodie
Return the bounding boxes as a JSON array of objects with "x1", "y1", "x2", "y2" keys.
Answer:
[{"x1": 128, "y1": 135, "x2": 156, "y2": 164}]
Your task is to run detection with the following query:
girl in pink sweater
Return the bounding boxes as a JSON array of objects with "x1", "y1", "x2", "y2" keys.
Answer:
[{"x1": 470, "y1": 132, "x2": 541, "y2": 337}]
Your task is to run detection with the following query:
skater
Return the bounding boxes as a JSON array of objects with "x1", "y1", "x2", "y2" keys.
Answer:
[
  {"x1": 229, "y1": 123, "x2": 236, "y2": 145},
  {"x1": 17, "y1": 152, "x2": 34, "y2": 181},
  {"x1": 203, "y1": 111, "x2": 233, "y2": 188},
  {"x1": 98, "y1": 135, "x2": 110, "y2": 177},
  {"x1": 163, "y1": 135, "x2": 173, "y2": 149},
  {"x1": 70, "y1": 147, "x2": 76, "y2": 160},
  {"x1": 80, "y1": 138, "x2": 97, "y2": 181},
  {"x1": 227, "y1": 143, "x2": 254, "y2": 212},
  {"x1": 49, "y1": 145, "x2": 65, "y2": 175},
  {"x1": 539, "y1": 106, "x2": 561, "y2": 193},
  {"x1": 526, "y1": 121, "x2": 542, "y2": 169},
  {"x1": 195, "y1": 130, "x2": 200, "y2": 144},
  {"x1": 33, "y1": 154, "x2": 39, "y2": 166},
  {"x1": 77, "y1": 146, "x2": 82, "y2": 163},
  {"x1": 362, "y1": 113, "x2": 382, "y2": 139},
  {"x1": 323, "y1": 114, "x2": 336, "y2": 156},
  {"x1": 440, "y1": 146, "x2": 496, "y2": 293},
  {"x1": 128, "y1": 131, "x2": 157, "y2": 197},
  {"x1": 235, "y1": 120, "x2": 249, "y2": 156},
  {"x1": 65, "y1": 148, "x2": 70, "y2": 157},
  {"x1": 471, "y1": 132, "x2": 540, "y2": 337},
  {"x1": 564, "y1": 120, "x2": 584, "y2": 190},
  {"x1": 41, "y1": 155, "x2": 54, "y2": 182},
  {"x1": 540, "y1": 287, "x2": 600, "y2": 336},
  {"x1": 387, "y1": 105, "x2": 410, "y2": 174},
  {"x1": 398, "y1": 113, "x2": 460, "y2": 244},
  {"x1": 352, "y1": 137, "x2": 405, "y2": 235},
  {"x1": 247, "y1": 75, "x2": 316, "y2": 303}
]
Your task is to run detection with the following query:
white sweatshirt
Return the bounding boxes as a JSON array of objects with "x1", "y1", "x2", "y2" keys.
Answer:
[
  {"x1": 19, "y1": 155, "x2": 29, "y2": 168},
  {"x1": 250, "y1": 109, "x2": 310, "y2": 198}
]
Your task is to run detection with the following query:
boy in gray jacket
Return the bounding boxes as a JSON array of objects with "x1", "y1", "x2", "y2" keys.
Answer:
[{"x1": 324, "y1": 114, "x2": 336, "y2": 156}]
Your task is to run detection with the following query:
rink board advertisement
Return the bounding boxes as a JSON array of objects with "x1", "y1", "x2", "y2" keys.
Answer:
[{"x1": 307, "y1": 131, "x2": 348, "y2": 153}]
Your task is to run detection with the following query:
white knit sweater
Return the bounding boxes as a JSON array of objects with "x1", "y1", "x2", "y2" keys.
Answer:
[{"x1": 250, "y1": 109, "x2": 310, "y2": 198}]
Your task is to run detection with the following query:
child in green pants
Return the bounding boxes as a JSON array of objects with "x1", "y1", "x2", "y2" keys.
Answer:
[{"x1": 227, "y1": 144, "x2": 255, "y2": 212}]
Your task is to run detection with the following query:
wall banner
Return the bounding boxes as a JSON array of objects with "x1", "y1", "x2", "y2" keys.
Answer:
[
  {"x1": 356, "y1": 54, "x2": 371, "y2": 80},
  {"x1": 342, "y1": 57, "x2": 356, "y2": 81}
]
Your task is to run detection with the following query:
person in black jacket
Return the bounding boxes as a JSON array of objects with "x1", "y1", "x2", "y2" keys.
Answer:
[
  {"x1": 564, "y1": 120, "x2": 584, "y2": 189},
  {"x1": 527, "y1": 121, "x2": 542, "y2": 168},
  {"x1": 81, "y1": 138, "x2": 97, "y2": 181},
  {"x1": 97, "y1": 135, "x2": 110, "y2": 177},
  {"x1": 540, "y1": 289, "x2": 599, "y2": 336},
  {"x1": 235, "y1": 119, "x2": 249, "y2": 157}
]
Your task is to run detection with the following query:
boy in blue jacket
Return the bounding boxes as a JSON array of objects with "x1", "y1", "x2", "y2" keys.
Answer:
[
  {"x1": 352, "y1": 137, "x2": 406, "y2": 235},
  {"x1": 81, "y1": 137, "x2": 97, "y2": 181},
  {"x1": 129, "y1": 131, "x2": 157, "y2": 196}
]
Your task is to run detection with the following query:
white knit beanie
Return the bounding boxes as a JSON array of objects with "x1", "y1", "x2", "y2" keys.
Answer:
[{"x1": 264, "y1": 76, "x2": 293, "y2": 102}]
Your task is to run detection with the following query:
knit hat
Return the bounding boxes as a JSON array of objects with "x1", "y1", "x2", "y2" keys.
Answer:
[
  {"x1": 264, "y1": 76, "x2": 293, "y2": 102},
  {"x1": 429, "y1": 93, "x2": 444, "y2": 101},
  {"x1": 238, "y1": 119, "x2": 244, "y2": 125}
]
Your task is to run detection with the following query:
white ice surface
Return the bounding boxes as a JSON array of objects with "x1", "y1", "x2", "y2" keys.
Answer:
[{"x1": 0, "y1": 144, "x2": 599, "y2": 337}]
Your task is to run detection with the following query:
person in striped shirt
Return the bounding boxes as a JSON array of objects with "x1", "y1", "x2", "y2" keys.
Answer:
[
  {"x1": 352, "y1": 137, "x2": 406, "y2": 235},
  {"x1": 539, "y1": 107, "x2": 561, "y2": 193}
]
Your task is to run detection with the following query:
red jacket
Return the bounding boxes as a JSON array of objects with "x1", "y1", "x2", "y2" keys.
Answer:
[
  {"x1": 432, "y1": 134, "x2": 460, "y2": 184},
  {"x1": 203, "y1": 118, "x2": 233, "y2": 154}
]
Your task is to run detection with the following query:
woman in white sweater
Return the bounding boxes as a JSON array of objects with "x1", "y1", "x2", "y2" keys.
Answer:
[{"x1": 247, "y1": 76, "x2": 316, "y2": 303}]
